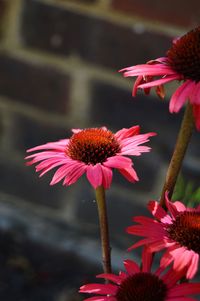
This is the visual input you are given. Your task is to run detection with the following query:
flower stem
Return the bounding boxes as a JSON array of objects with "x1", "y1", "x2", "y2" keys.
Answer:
[
  {"x1": 95, "y1": 185, "x2": 112, "y2": 274},
  {"x1": 160, "y1": 103, "x2": 194, "y2": 207}
]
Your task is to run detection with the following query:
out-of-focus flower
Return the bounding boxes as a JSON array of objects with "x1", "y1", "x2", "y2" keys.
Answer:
[
  {"x1": 79, "y1": 248, "x2": 200, "y2": 301},
  {"x1": 120, "y1": 26, "x2": 200, "y2": 130},
  {"x1": 127, "y1": 194, "x2": 200, "y2": 279},
  {"x1": 25, "y1": 126, "x2": 155, "y2": 189}
]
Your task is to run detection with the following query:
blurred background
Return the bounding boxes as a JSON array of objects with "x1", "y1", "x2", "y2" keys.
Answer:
[{"x1": 0, "y1": 0, "x2": 199, "y2": 300}]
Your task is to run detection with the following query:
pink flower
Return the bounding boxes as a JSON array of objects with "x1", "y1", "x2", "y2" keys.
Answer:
[
  {"x1": 127, "y1": 194, "x2": 200, "y2": 279},
  {"x1": 79, "y1": 248, "x2": 200, "y2": 301},
  {"x1": 25, "y1": 126, "x2": 156, "y2": 189},
  {"x1": 120, "y1": 26, "x2": 200, "y2": 130}
]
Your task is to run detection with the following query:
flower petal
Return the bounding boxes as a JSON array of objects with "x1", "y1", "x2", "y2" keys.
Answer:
[
  {"x1": 104, "y1": 156, "x2": 132, "y2": 169},
  {"x1": 101, "y1": 165, "x2": 113, "y2": 189},
  {"x1": 79, "y1": 283, "x2": 118, "y2": 295},
  {"x1": 169, "y1": 80, "x2": 193, "y2": 113},
  {"x1": 115, "y1": 126, "x2": 140, "y2": 140},
  {"x1": 86, "y1": 164, "x2": 103, "y2": 189},
  {"x1": 193, "y1": 104, "x2": 200, "y2": 130},
  {"x1": 124, "y1": 259, "x2": 140, "y2": 275},
  {"x1": 118, "y1": 166, "x2": 139, "y2": 182}
]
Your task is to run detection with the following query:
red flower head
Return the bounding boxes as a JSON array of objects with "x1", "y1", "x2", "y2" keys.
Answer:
[
  {"x1": 25, "y1": 126, "x2": 156, "y2": 189},
  {"x1": 120, "y1": 26, "x2": 200, "y2": 130},
  {"x1": 79, "y1": 248, "x2": 200, "y2": 301},
  {"x1": 127, "y1": 193, "x2": 200, "y2": 279}
]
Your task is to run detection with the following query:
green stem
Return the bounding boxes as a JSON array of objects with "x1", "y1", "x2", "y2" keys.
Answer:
[
  {"x1": 95, "y1": 185, "x2": 112, "y2": 274},
  {"x1": 160, "y1": 102, "x2": 194, "y2": 207}
]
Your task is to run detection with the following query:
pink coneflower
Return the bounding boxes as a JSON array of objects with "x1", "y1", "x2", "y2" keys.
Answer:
[
  {"x1": 127, "y1": 194, "x2": 200, "y2": 279},
  {"x1": 79, "y1": 248, "x2": 200, "y2": 301},
  {"x1": 120, "y1": 26, "x2": 200, "y2": 130},
  {"x1": 25, "y1": 126, "x2": 155, "y2": 189}
]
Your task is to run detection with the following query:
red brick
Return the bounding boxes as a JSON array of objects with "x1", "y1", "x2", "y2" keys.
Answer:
[
  {"x1": 21, "y1": 0, "x2": 171, "y2": 69},
  {"x1": 111, "y1": 0, "x2": 199, "y2": 28},
  {"x1": 0, "y1": 54, "x2": 70, "y2": 114}
]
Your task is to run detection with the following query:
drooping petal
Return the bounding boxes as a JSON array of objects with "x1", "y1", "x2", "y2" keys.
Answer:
[
  {"x1": 189, "y1": 81, "x2": 200, "y2": 105},
  {"x1": 118, "y1": 166, "x2": 139, "y2": 182},
  {"x1": 138, "y1": 74, "x2": 180, "y2": 89},
  {"x1": 169, "y1": 80, "x2": 193, "y2": 113},
  {"x1": 101, "y1": 165, "x2": 113, "y2": 189},
  {"x1": 86, "y1": 164, "x2": 103, "y2": 189}
]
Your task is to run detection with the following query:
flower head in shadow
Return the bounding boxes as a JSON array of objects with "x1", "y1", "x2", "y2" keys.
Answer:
[{"x1": 79, "y1": 248, "x2": 200, "y2": 301}]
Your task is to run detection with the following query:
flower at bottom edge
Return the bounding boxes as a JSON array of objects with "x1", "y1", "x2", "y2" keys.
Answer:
[{"x1": 79, "y1": 248, "x2": 200, "y2": 301}]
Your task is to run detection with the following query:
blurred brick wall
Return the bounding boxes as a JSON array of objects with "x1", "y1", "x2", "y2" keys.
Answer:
[{"x1": 0, "y1": 0, "x2": 200, "y2": 280}]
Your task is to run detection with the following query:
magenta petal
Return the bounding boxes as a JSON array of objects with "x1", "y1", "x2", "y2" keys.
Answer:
[
  {"x1": 86, "y1": 164, "x2": 103, "y2": 189},
  {"x1": 169, "y1": 80, "x2": 193, "y2": 113},
  {"x1": 148, "y1": 201, "x2": 167, "y2": 220},
  {"x1": 189, "y1": 82, "x2": 200, "y2": 105},
  {"x1": 81, "y1": 296, "x2": 114, "y2": 301},
  {"x1": 165, "y1": 193, "x2": 180, "y2": 218},
  {"x1": 114, "y1": 125, "x2": 140, "y2": 140},
  {"x1": 124, "y1": 259, "x2": 140, "y2": 275},
  {"x1": 141, "y1": 247, "x2": 153, "y2": 273},
  {"x1": 120, "y1": 64, "x2": 176, "y2": 77},
  {"x1": 64, "y1": 164, "x2": 86, "y2": 186},
  {"x1": 50, "y1": 162, "x2": 78, "y2": 185},
  {"x1": 118, "y1": 166, "x2": 139, "y2": 182},
  {"x1": 169, "y1": 282, "x2": 200, "y2": 297},
  {"x1": 138, "y1": 74, "x2": 180, "y2": 89},
  {"x1": 79, "y1": 283, "x2": 118, "y2": 295},
  {"x1": 101, "y1": 165, "x2": 113, "y2": 189},
  {"x1": 193, "y1": 104, "x2": 200, "y2": 130},
  {"x1": 186, "y1": 253, "x2": 199, "y2": 279},
  {"x1": 97, "y1": 273, "x2": 122, "y2": 285},
  {"x1": 104, "y1": 156, "x2": 132, "y2": 169},
  {"x1": 132, "y1": 75, "x2": 144, "y2": 96}
]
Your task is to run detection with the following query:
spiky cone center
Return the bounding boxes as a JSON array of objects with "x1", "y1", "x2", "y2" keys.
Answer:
[
  {"x1": 67, "y1": 128, "x2": 121, "y2": 165},
  {"x1": 116, "y1": 272, "x2": 167, "y2": 301},
  {"x1": 167, "y1": 26, "x2": 200, "y2": 82},
  {"x1": 167, "y1": 211, "x2": 200, "y2": 253}
]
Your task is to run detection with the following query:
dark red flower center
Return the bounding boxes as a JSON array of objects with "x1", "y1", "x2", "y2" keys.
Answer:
[
  {"x1": 167, "y1": 26, "x2": 200, "y2": 82},
  {"x1": 67, "y1": 128, "x2": 121, "y2": 165},
  {"x1": 116, "y1": 272, "x2": 167, "y2": 301},
  {"x1": 167, "y1": 211, "x2": 200, "y2": 253}
]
